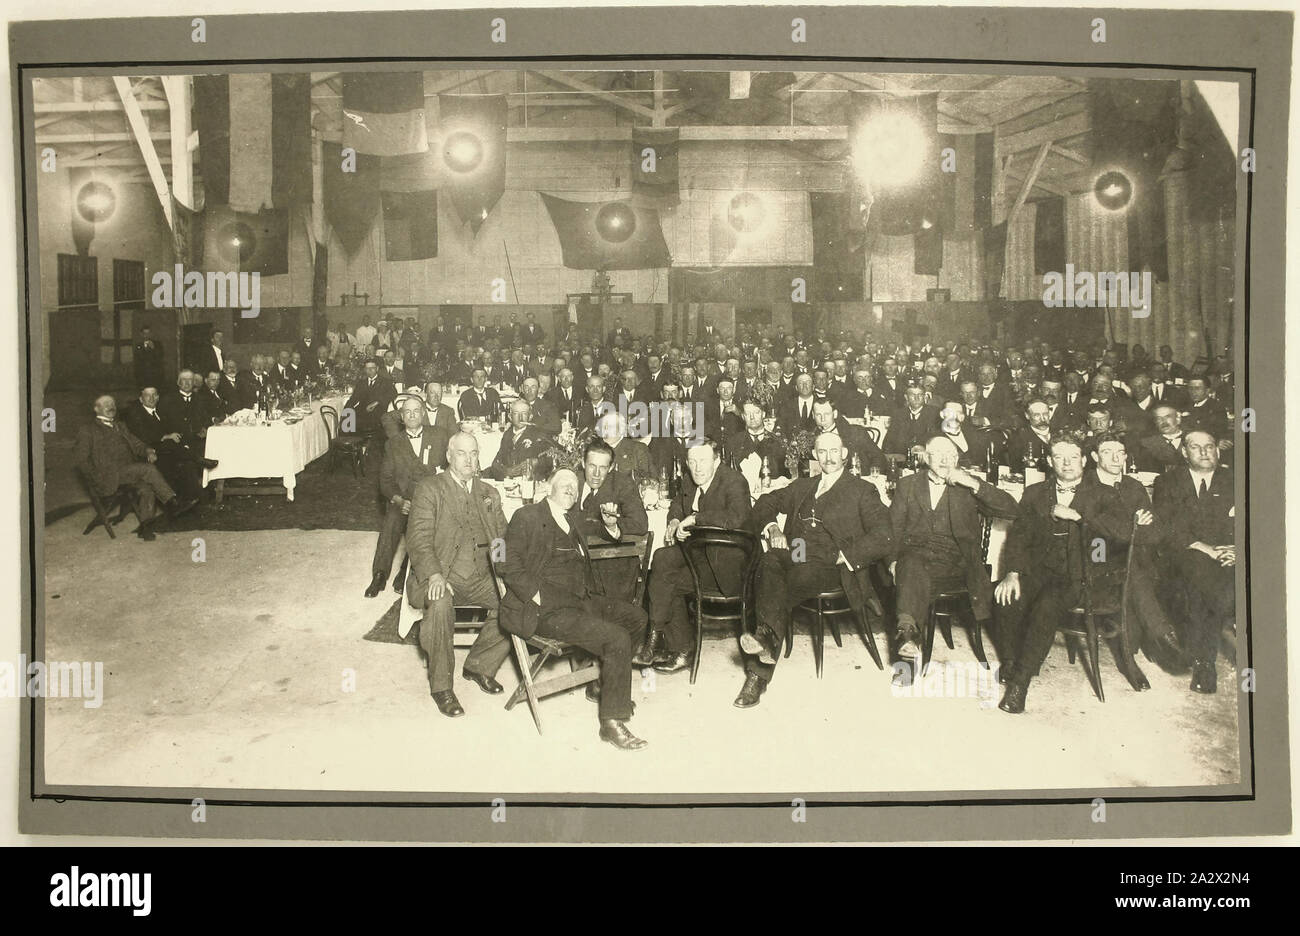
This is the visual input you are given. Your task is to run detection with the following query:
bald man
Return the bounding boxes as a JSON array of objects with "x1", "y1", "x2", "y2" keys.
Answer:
[
  {"x1": 74, "y1": 394, "x2": 197, "y2": 540},
  {"x1": 405, "y1": 432, "x2": 512, "y2": 717},
  {"x1": 497, "y1": 468, "x2": 649, "y2": 750}
]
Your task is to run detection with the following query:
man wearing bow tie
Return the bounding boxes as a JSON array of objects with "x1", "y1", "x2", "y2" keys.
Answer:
[
  {"x1": 457, "y1": 368, "x2": 502, "y2": 422},
  {"x1": 366, "y1": 397, "x2": 450, "y2": 598},
  {"x1": 1152, "y1": 429, "x2": 1235, "y2": 694}
]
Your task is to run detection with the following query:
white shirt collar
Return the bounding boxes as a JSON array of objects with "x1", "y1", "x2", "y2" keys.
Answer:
[
  {"x1": 816, "y1": 466, "x2": 844, "y2": 495},
  {"x1": 1190, "y1": 467, "x2": 1215, "y2": 486},
  {"x1": 547, "y1": 498, "x2": 572, "y2": 534}
]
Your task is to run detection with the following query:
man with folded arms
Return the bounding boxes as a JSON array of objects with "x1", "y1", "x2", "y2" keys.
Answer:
[
  {"x1": 1152, "y1": 429, "x2": 1235, "y2": 694},
  {"x1": 890, "y1": 435, "x2": 1020, "y2": 671},
  {"x1": 366, "y1": 397, "x2": 449, "y2": 599},
  {"x1": 405, "y1": 432, "x2": 513, "y2": 717},
  {"x1": 497, "y1": 468, "x2": 650, "y2": 750},
  {"x1": 738, "y1": 431, "x2": 894, "y2": 707},
  {"x1": 639, "y1": 439, "x2": 752, "y2": 673}
]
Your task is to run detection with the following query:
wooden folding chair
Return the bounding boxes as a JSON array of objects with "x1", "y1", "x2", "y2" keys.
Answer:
[{"x1": 77, "y1": 468, "x2": 138, "y2": 539}]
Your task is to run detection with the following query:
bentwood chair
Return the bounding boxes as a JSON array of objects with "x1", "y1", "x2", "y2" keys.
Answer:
[
  {"x1": 1056, "y1": 519, "x2": 1144, "y2": 702},
  {"x1": 920, "y1": 517, "x2": 994, "y2": 677},
  {"x1": 796, "y1": 585, "x2": 885, "y2": 677},
  {"x1": 681, "y1": 527, "x2": 762, "y2": 684},
  {"x1": 319, "y1": 404, "x2": 367, "y2": 478}
]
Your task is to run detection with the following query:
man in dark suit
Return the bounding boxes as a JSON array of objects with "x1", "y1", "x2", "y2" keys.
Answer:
[
  {"x1": 1181, "y1": 376, "x2": 1232, "y2": 445},
  {"x1": 294, "y1": 327, "x2": 322, "y2": 373},
  {"x1": 872, "y1": 357, "x2": 907, "y2": 412},
  {"x1": 236, "y1": 354, "x2": 273, "y2": 410},
  {"x1": 1006, "y1": 397, "x2": 1055, "y2": 472},
  {"x1": 485, "y1": 400, "x2": 553, "y2": 480},
  {"x1": 1158, "y1": 344, "x2": 1190, "y2": 381},
  {"x1": 456, "y1": 368, "x2": 502, "y2": 422},
  {"x1": 640, "y1": 439, "x2": 752, "y2": 674},
  {"x1": 345, "y1": 359, "x2": 397, "y2": 436},
  {"x1": 737, "y1": 430, "x2": 895, "y2": 707},
  {"x1": 575, "y1": 438, "x2": 650, "y2": 601},
  {"x1": 642, "y1": 354, "x2": 671, "y2": 403},
  {"x1": 520, "y1": 311, "x2": 546, "y2": 346},
  {"x1": 936, "y1": 400, "x2": 997, "y2": 470},
  {"x1": 883, "y1": 386, "x2": 942, "y2": 455},
  {"x1": 133, "y1": 325, "x2": 165, "y2": 392},
  {"x1": 811, "y1": 399, "x2": 888, "y2": 474},
  {"x1": 728, "y1": 401, "x2": 788, "y2": 479},
  {"x1": 890, "y1": 434, "x2": 1020, "y2": 668},
  {"x1": 272, "y1": 349, "x2": 299, "y2": 389},
  {"x1": 497, "y1": 468, "x2": 650, "y2": 750},
  {"x1": 217, "y1": 360, "x2": 242, "y2": 413},
  {"x1": 703, "y1": 377, "x2": 746, "y2": 442},
  {"x1": 547, "y1": 368, "x2": 583, "y2": 427},
  {"x1": 1134, "y1": 404, "x2": 1188, "y2": 473},
  {"x1": 405, "y1": 432, "x2": 514, "y2": 717},
  {"x1": 576, "y1": 376, "x2": 613, "y2": 433},
  {"x1": 124, "y1": 383, "x2": 213, "y2": 503},
  {"x1": 1152, "y1": 429, "x2": 1235, "y2": 693},
  {"x1": 777, "y1": 373, "x2": 819, "y2": 439},
  {"x1": 972, "y1": 364, "x2": 1013, "y2": 426},
  {"x1": 994, "y1": 435, "x2": 1145, "y2": 714},
  {"x1": 157, "y1": 371, "x2": 217, "y2": 499},
  {"x1": 517, "y1": 377, "x2": 560, "y2": 437},
  {"x1": 596, "y1": 411, "x2": 651, "y2": 482},
  {"x1": 196, "y1": 370, "x2": 230, "y2": 425},
  {"x1": 74, "y1": 394, "x2": 196, "y2": 540},
  {"x1": 366, "y1": 397, "x2": 450, "y2": 598},
  {"x1": 191, "y1": 328, "x2": 225, "y2": 380}
]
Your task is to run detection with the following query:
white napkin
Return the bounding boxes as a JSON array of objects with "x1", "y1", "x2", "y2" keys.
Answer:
[
  {"x1": 397, "y1": 592, "x2": 421, "y2": 639},
  {"x1": 739, "y1": 452, "x2": 762, "y2": 492}
]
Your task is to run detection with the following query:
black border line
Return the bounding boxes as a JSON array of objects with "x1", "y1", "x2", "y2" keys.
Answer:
[{"x1": 18, "y1": 51, "x2": 1258, "y2": 815}]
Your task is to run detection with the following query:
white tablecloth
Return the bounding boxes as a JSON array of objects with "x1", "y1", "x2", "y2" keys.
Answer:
[{"x1": 201, "y1": 395, "x2": 349, "y2": 500}]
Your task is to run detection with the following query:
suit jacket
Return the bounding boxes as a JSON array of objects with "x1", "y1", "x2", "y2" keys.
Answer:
[
  {"x1": 547, "y1": 385, "x2": 583, "y2": 426},
  {"x1": 196, "y1": 387, "x2": 229, "y2": 425},
  {"x1": 157, "y1": 391, "x2": 204, "y2": 440},
  {"x1": 123, "y1": 403, "x2": 168, "y2": 447},
  {"x1": 834, "y1": 416, "x2": 889, "y2": 474},
  {"x1": 835, "y1": 385, "x2": 873, "y2": 420},
  {"x1": 74, "y1": 420, "x2": 151, "y2": 497},
  {"x1": 274, "y1": 363, "x2": 301, "y2": 389},
  {"x1": 973, "y1": 383, "x2": 1013, "y2": 422},
  {"x1": 346, "y1": 378, "x2": 397, "y2": 428},
  {"x1": 379, "y1": 426, "x2": 449, "y2": 502},
  {"x1": 524, "y1": 395, "x2": 561, "y2": 436},
  {"x1": 218, "y1": 374, "x2": 242, "y2": 412},
  {"x1": 497, "y1": 501, "x2": 599, "y2": 639},
  {"x1": 1181, "y1": 399, "x2": 1232, "y2": 441},
  {"x1": 872, "y1": 376, "x2": 906, "y2": 411},
  {"x1": 777, "y1": 395, "x2": 819, "y2": 438},
  {"x1": 575, "y1": 398, "x2": 614, "y2": 433},
  {"x1": 942, "y1": 428, "x2": 997, "y2": 470},
  {"x1": 486, "y1": 425, "x2": 553, "y2": 480},
  {"x1": 192, "y1": 344, "x2": 224, "y2": 378},
  {"x1": 702, "y1": 398, "x2": 746, "y2": 441},
  {"x1": 1152, "y1": 466, "x2": 1234, "y2": 551},
  {"x1": 726, "y1": 429, "x2": 789, "y2": 478},
  {"x1": 611, "y1": 437, "x2": 652, "y2": 481},
  {"x1": 295, "y1": 340, "x2": 322, "y2": 372},
  {"x1": 381, "y1": 365, "x2": 407, "y2": 388},
  {"x1": 1135, "y1": 433, "x2": 1185, "y2": 473},
  {"x1": 665, "y1": 464, "x2": 752, "y2": 590},
  {"x1": 890, "y1": 472, "x2": 1021, "y2": 619},
  {"x1": 1002, "y1": 481, "x2": 1093, "y2": 598},
  {"x1": 520, "y1": 323, "x2": 546, "y2": 345},
  {"x1": 883, "y1": 405, "x2": 942, "y2": 454},
  {"x1": 749, "y1": 471, "x2": 894, "y2": 608},
  {"x1": 457, "y1": 386, "x2": 502, "y2": 421},
  {"x1": 1007, "y1": 426, "x2": 1054, "y2": 471},
  {"x1": 404, "y1": 471, "x2": 506, "y2": 602},
  {"x1": 1073, "y1": 470, "x2": 1164, "y2": 572},
  {"x1": 237, "y1": 371, "x2": 273, "y2": 410},
  {"x1": 575, "y1": 468, "x2": 649, "y2": 540}
]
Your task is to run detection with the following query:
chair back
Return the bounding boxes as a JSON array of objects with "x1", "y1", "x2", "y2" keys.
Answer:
[
  {"x1": 319, "y1": 404, "x2": 340, "y2": 441},
  {"x1": 586, "y1": 532, "x2": 654, "y2": 605},
  {"x1": 864, "y1": 426, "x2": 882, "y2": 446},
  {"x1": 680, "y1": 526, "x2": 761, "y2": 606}
]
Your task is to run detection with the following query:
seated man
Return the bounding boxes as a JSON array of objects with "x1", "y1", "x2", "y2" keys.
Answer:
[
  {"x1": 497, "y1": 468, "x2": 650, "y2": 751},
  {"x1": 937, "y1": 399, "x2": 996, "y2": 470},
  {"x1": 74, "y1": 394, "x2": 197, "y2": 541},
  {"x1": 574, "y1": 438, "x2": 650, "y2": 601},
  {"x1": 882, "y1": 385, "x2": 942, "y2": 455},
  {"x1": 1006, "y1": 396, "x2": 1054, "y2": 472},
  {"x1": 738, "y1": 431, "x2": 894, "y2": 708},
  {"x1": 365, "y1": 397, "x2": 450, "y2": 598},
  {"x1": 727, "y1": 401, "x2": 788, "y2": 479},
  {"x1": 485, "y1": 399, "x2": 552, "y2": 480},
  {"x1": 381, "y1": 386, "x2": 426, "y2": 440},
  {"x1": 640, "y1": 439, "x2": 752, "y2": 673},
  {"x1": 1152, "y1": 429, "x2": 1235, "y2": 693},
  {"x1": 520, "y1": 376, "x2": 561, "y2": 437},
  {"x1": 456, "y1": 368, "x2": 502, "y2": 422},
  {"x1": 647, "y1": 400, "x2": 697, "y2": 483},
  {"x1": 994, "y1": 435, "x2": 1146, "y2": 714},
  {"x1": 156, "y1": 371, "x2": 220, "y2": 500},
  {"x1": 1134, "y1": 403, "x2": 1188, "y2": 473},
  {"x1": 344, "y1": 359, "x2": 396, "y2": 437},
  {"x1": 596, "y1": 410, "x2": 651, "y2": 483},
  {"x1": 811, "y1": 398, "x2": 888, "y2": 475},
  {"x1": 890, "y1": 435, "x2": 1020, "y2": 670},
  {"x1": 405, "y1": 432, "x2": 513, "y2": 717}
]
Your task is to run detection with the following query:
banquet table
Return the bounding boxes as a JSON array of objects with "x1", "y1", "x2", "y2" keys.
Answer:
[{"x1": 201, "y1": 395, "x2": 349, "y2": 502}]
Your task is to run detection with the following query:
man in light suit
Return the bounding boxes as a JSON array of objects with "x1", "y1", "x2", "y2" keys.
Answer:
[
  {"x1": 405, "y1": 432, "x2": 513, "y2": 717},
  {"x1": 366, "y1": 397, "x2": 450, "y2": 598}
]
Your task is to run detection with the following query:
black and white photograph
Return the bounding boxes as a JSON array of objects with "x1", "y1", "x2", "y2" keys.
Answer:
[{"x1": 6, "y1": 4, "x2": 1292, "y2": 846}]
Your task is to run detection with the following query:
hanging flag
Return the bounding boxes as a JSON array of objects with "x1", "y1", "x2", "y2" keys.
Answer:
[
  {"x1": 194, "y1": 73, "x2": 312, "y2": 213},
  {"x1": 200, "y1": 205, "x2": 289, "y2": 276},
  {"x1": 630, "y1": 127, "x2": 680, "y2": 208},
  {"x1": 380, "y1": 149, "x2": 439, "y2": 261},
  {"x1": 323, "y1": 140, "x2": 380, "y2": 255},
  {"x1": 809, "y1": 191, "x2": 865, "y2": 300},
  {"x1": 342, "y1": 72, "x2": 429, "y2": 157},
  {"x1": 1033, "y1": 196, "x2": 1066, "y2": 276},
  {"x1": 541, "y1": 194, "x2": 671, "y2": 270},
  {"x1": 983, "y1": 221, "x2": 1008, "y2": 300},
  {"x1": 846, "y1": 90, "x2": 941, "y2": 236},
  {"x1": 1183, "y1": 82, "x2": 1236, "y2": 222},
  {"x1": 973, "y1": 131, "x2": 995, "y2": 231},
  {"x1": 439, "y1": 93, "x2": 507, "y2": 235}
]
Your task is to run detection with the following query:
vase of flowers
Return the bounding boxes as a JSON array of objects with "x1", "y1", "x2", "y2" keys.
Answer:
[{"x1": 784, "y1": 428, "x2": 814, "y2": 478}]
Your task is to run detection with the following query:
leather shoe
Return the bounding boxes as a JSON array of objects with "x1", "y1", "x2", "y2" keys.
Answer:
[
  {"x1": 391, "y1": 569, "x2": 407, "y2": 593},
  {"x1": 739, "y1": 625, "x2": 779, "y2": 666},
  {"x1": 165, "y1": 496, "x2": 198, "y2": 518},
  {"x1": 599, "y1": 719, "x2": 647, "y2": 751},
  {"x1": 199, "y1": 457, "x2": 220, "y2": 470},
  {"x1": 363, "y1": 573, "x2": 386, "y2": 598},
  {"x1": 631, "y1": 628, "x2": 668, "y2": 667},
  {"x1": 463, "y1": 669, "x2": 503, "y2": 695},
  {"x1": 1122, "y1": 661, "x2": 1151, "y2": 692},
  {"x1": 895, "y1": 623, "x2": 922, "y2": 661},
  {"x1": 733, "y1": 672, "x2": 767, "y2": 708},
  {"x1": 998, "y1": 682, "x2": 1027, "y2": 714},
  {"x1": 431, "y1": 689, "x2": 465, "y2": 717},
  {"x1": 652, "y1": 651, "x2": 692, "y2": 674},
  {"x1": 1190, "y1": 659, "x2": 1218, "y2": 694},
  {"x1": 135, "y1": 520, "x2": 157, "y2": 541}
]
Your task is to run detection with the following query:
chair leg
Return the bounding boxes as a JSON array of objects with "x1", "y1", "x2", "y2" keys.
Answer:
[
  {"x1": 855, "y1": 607, "x2": 884, "y2": 671},
  {"x1": 1066, "y1": 636, "x2": 1077, "y2": 664},
  {"x1": 922, "y1": 605, "x2": 937, "y2": 676},
  {"x1": 812, "y1": 608, "x2": 825, "y2": 678},
  {"x1": 967, "y1": 607, "x2": 990, "y2": 668},
  {"x1": 937, "y1": 611, "x2": 955, "y2": 650},
  {"x1": 783, "y1": 621, "x2": 793, "y2": 658},
  {"x1": 506, "y1": 636, "x2": 545, "y2": 735},
  {"x1": 1086, "y1": 615, "x2": 1105, "y2": 702},
  {"x1": 826, "y1": 602, "x2": 843, "y2": 649},
  {"x1": 690, "y1": 599, "x2": 704, "y2": 685}
]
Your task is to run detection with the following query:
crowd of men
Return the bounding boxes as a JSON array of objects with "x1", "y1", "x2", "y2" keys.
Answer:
[{"x1": 82, "y1": 312, "x2": 1239, "y2": 750}]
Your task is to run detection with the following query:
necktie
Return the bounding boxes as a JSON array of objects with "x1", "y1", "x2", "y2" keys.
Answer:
[
  {"x1": 801, "y1": 401, "x2": 809, "y2": 421},
  {"x1": 1198, "y1": 478, "x2": 1208, "y2": 498}
]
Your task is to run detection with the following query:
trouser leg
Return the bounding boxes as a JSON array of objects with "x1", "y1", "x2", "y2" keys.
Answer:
[
  {"x1": 371, "y1": 507, "x2": 407, "y2": 578},
  {"x1": 1177, "y1": 552, "x2": 1235, "y2": 663},
  {"x1": 747, "y1": 557, "x2": 840, "y2": 682},
  {"x1": 647, "y1": 545, "x2": 714, "y2": 652},
  {"x1": 537, "y1": 597, "x2": 643, "y2": 720},
  {"x1": 118, "y1": 463, "x2": 175, "y2": 523},
  {"x1": 1007, "y1": 576, "x2": 1068, "y2": 682},
  {"x1": 456, "y1": 569, "x2": 511, "y2": 679},
  {"x1": 894, "y1": 550, "x2": 934, "y2": 627}
]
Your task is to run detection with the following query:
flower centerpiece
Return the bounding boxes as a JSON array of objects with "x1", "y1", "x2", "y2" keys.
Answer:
[
  {"x1": 784, "y1": 428, "x2": 815, "y2": 477},
  {"x1": 531, "y1": 422, "x2": 595, "y2": 479}
]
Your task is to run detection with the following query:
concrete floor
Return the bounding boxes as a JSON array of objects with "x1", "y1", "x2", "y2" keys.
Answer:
[{"x1": 37, "y1": 502, "x2": 1243, "y2": 797}]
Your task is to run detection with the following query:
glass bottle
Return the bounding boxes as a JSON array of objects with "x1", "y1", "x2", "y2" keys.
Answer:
[
  {"x1": 761, "y1": 456, "x2": 771, "y2": 490},
  {"x1": 850, "y1": 452, "x2": 862, "y2": 477}
]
